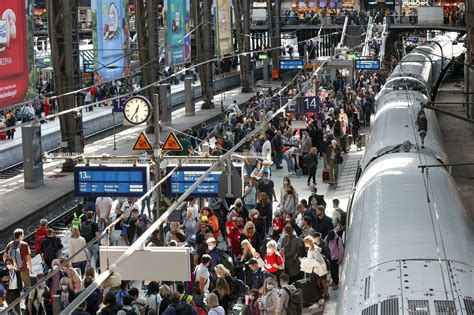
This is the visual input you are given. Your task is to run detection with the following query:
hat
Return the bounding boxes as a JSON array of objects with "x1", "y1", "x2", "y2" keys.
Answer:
[
  {"x1": 206, "y1": 237, "x2": 216, "y2": 244},
  {"x1": 201, "y1": 215, "x2": 209, "y2": 222},
  {"x1": 246, "y1": 258, "x2": 259, "y2": 265},
  {"x1": 262, "y1": 159, "x2": 273, "y2": 165}
]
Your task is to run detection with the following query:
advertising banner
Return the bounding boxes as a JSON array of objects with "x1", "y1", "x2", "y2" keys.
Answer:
[
  {"x1": 164, "y1": 0, "x2": 191, "y2": 66},
  {"x1": 0, "y1": 0, "x2": 35, "y2": 110},
  {"x1": 215, "y1": 0, "x2": 233, "y2": 55},
  {"x1": 92, "y1": 0, "x2": 131, "y2": 83}
]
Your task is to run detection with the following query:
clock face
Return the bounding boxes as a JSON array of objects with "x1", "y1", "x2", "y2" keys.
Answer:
[{"x1": 123, "y1": 96, "x2": 152, "y2": 125}]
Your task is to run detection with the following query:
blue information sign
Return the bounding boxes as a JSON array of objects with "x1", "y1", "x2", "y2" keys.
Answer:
[
  {"x1": 166, "y1": 166, "x2": 242, "y2": 198},
  {"x1": 280, "y1": 59, "x2": 304, "y2": 70},
  {"x1": 74, "y1": 165, "x2": 149, "y2": 197},
  {"x1": 404, "y1": 35, "x2": 419, "y2": 43},
  {"x1": 354, "y1": 59, "x2": 380, "y2": 70},
  {"x1": 112, "y1": 96, "x2": 129, "y2": 113}
]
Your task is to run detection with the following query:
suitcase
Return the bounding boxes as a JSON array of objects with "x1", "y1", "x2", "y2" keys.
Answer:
[
  {"x1": 322, "y1": 169, "x2": 329, "y2": 182},
  {"x1": 231, "y1": 302, "x2": 249, "y2": 315},
  {"x1": 295, "y1": 273, "x2": 320, "y2": 307}
]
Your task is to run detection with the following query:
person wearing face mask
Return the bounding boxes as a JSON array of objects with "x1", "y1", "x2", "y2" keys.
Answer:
[
  {"x1": 307, "y1": 186, "x2": 327, "y2": 209},
  {"x1": 247, "y1": 209, "x2": 265, "y2": 243},
  {"x1": 244, "y1": 178, "x2": 258, "y2": 211},
  {"x1": 257, "y1": 172, "x2": 277, "y2": 207},
  {"x1": 228, "y1": 217, "x2": 244, "y2": 257},
  {"x1": 260, "y1": 278, "x2": 280, "y2": 315},
  {"x1": 263, "y1": 240, "x2": 284, "y2": 282},
  {"x1": 280, "y1": 186, "x2": 299, "y2": 217},
  {"x1": 205, "y1": 237, "x2": 221, "y2": 271},
  {"x1": 194, "y1": 255, "x2": 212, "y2": 295},
  {"x1": 225, "y1": 210, "x2": 239, "y2": 237},
  {"x1": 28, "y1": 273, "x2": 49, "y2": 315},
  {"x1": 3, "y1": 258, "x2": 23, "y2": 314},
  {"x1": 56, "y1": 277, "x2": 76, "y2": 310},
  {"x1": 256, "y1": 192, "x2": 273, "y2": 234},
  {"x1": 279, "y1": 177, "x2": 292, "y2": 208},
  {"x1": 271, "y1": 211, "x2": 285, "y2": 241},
  {"x1": 45, "y1": 259, "x2": 66, "y2": 300},
  {"x1": 313, "y1": 206, "x2": 334, "y2": 239}
]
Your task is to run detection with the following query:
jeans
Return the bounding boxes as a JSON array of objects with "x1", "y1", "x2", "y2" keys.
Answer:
[
  {"x1": 141, "y1": 196, "x2": 152, "y2": 218},
  {"x1": 273, "y1": 151, "x2": 283, "y2": 167},
  {"x1": 328, "y1": 161, "x2": 339, "y2": 184},
  {"x1": 72, "y1": 261, "x2": 87, "y2": 276},
  {"x1": 87, "y1": 244, "x2": 99, "y2": 270},
  {"x1": 307, "y1": 167, "x2": 317, "y2": 184},
  {"x1": 282, "y1": 153, "x2": 294, "y2": 172},
  {"x1": 245, "y1": 164, "x2": 256, "y2": 177}
]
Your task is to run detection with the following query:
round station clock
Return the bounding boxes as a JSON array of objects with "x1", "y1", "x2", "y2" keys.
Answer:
[{"x1": 123, "y1": 96, "x2": 152, "y2": 125}]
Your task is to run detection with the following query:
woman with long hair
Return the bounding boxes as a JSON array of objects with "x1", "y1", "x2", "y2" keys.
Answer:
[
  {"x1": 206, "y1": 292, "x2": 225, "y2": 315},
  {"x1": 241, "y1": 239, "x2": 259, "y2": 288},
  {"x1": 201, "y1": 207, "x2": 221, "y2": 239},
  {"x1": 282, "y1": 224, "x2": 302, "y2": 283},
  {"x1": 239, "y1": 221, "x2": 262, "y2": 257},
  {"x1": 303, "y1": 235, "x2": 329, "y2": 304},
  {"x1": 68, "y1": 227, "x2": 89, "y2": 276},
  {"x1": 212, "y1": 277, "x2": 232, "y2": 310},
  {"x1": 280, "y1": 185, "x2": 299, "y2": 217},
  {"x1": 260, "y1": 277, "x2": 280, "y2": 315}
]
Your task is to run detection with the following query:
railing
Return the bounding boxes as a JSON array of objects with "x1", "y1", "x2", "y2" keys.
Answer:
[
  {"x1": 379, "y1": 17, "x2": 389, "y2": 68},
  {"x1": 337, "y1": 16, "x2": 349, "y2": 49},
  {"x1": 361, "y1": 16, "x2": 374, "y2": 57}
]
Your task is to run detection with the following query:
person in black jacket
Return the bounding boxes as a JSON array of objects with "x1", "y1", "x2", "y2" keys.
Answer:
[
  {"x1": 84, "y1": 278, "x2": 101, "y2": 315},
  {"x1": 40, "y1": 229, "x2": 64, "y2": 269},
  {"x1": 313, "y1": 206, "x2": 334, "y2": 239},
  {"x1": 307, "y1": 186, "x2": 327, "y2": 209},
  {"x1": 304, "y1": 147, "x2": 319, "y2": 186},
  {"x1": 3, "y1": 258, "x2": 23, "y2": 314}
]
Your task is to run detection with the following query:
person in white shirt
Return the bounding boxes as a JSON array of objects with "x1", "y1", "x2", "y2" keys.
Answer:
[
  {"x1": 194, "y1": 255, "x2": 211, "y2": 294},
  {"x1": 95, "y1": 197, "x2": 113, "y2": 226},
  {"x1": 120, "y1": 197, "x2": 134, "y2": 213},
  {"x1": 261, "y1": 134, "x2": 272, "y2": 161}
]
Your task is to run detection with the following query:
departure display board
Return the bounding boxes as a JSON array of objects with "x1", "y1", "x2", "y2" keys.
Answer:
[
  {"x1": 166, "y1": 165, "x2": 243, "y2": 198},
  {"x1": 354, "y1": 59, "x2": 380, "y2": 70},
  {"x1": 280, "y1": 59, "x2": 304, "y2": 70},
  {"x1": 74, "y1": 165, "x2": 149, "y2": 197}
]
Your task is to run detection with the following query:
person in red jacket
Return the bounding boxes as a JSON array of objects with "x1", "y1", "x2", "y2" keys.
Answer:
[{"x1": 34, "y1": 219, "x2": 48, "y2": 255}]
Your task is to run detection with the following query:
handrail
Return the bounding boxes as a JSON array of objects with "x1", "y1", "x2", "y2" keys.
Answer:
[
  {"x1": 362, "y1": 16, "x2": 374, "y2": 57},
  {"x1": 379, "y1": 17, "x2": 389, "y2": 67},
  {"x1": 337, "y1": 16, "x2": 349, "y2": 49}
]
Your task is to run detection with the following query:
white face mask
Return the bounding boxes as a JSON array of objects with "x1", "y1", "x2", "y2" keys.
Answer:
[
  {"x1": 61, "y1": 285, "x2": 68, "y2": 291},
  {"x1": 266, "y1": 248, "x2": 273, "y2": 255},
  {"x1": 52, "y1": 265, "x2": 59, "y2": 270},
  {"x1": 6, "y1": 264, "x2": 13, "y2": 270},
  {"x1": 208, "y1": 245, "x2": 215, "y2": 251},
  {"x1": 266, "y1": 284, "x2": 274, "y2": 290}
]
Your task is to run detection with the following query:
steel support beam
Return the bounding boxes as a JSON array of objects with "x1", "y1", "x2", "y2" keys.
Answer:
[
  {"x1": 195, "y1": 0, "x2": 214, "y2": 108},
  {"x1": 47, "y1": 0, "x2": 83, "y2": 154},
  {"x1": 235, "y1": 0, "x2": 252, "y2": 92}
]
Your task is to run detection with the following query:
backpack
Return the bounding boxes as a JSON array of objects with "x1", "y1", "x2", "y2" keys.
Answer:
[
  {"x1": 71, "y1": 213, "x2": 83, "y2": 230},
  {"x1": 121, "y1": 309, "x2": 136, "y2": 315},
  {"x1": 335, "y1": 208, "x2": 347, "y2": 230},
  {"x1": 282, "y1": 287, "x2": 303, "y2": 315},
  {"x1": 216, "y1": 249, "x2": 234, "y2": 274},
  {"x1": 8, "y1": 241, "x2": 23, "y2": 269},
  {"x1": 80, "y1": 221, "x2": 94, "y2": 241},
  {"x1": 42, "y1": 239, "x2": 58, "y2": 262},
  {"x1": 174, "y1": 302, "x2": 197, "y2": 315},
  {"x1": 230, "y1": 276, "x2": 249, "y2": 297}
]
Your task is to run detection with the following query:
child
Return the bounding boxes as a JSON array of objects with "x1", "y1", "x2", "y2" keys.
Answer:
[{"x1": 248, "y1": 289, "x2": 261, "y2": 315}]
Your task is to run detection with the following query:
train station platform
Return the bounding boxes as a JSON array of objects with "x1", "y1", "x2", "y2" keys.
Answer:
[
  {"x1": 436, "y1": 79, "x2": 474, "y2": 222},
  {"x1": 0, "y1": 81, "x2": 276, "y2": 237},
  {"x1": 0, "y1": 68, "x2": 263, "y2": 171}
]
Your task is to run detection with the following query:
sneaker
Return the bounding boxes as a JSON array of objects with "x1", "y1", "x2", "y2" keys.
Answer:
[{"x1": 317, "y1": 298, "x2": 326, "y2": 306}]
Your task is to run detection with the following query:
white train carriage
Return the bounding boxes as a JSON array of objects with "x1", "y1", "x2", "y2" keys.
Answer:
[{"x1": 337, "y1": 154, "x2": 474, "y2": 315}]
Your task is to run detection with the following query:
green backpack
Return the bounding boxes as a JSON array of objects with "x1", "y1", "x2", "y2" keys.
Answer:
[{"x1": 71, "y1": 213, "x2": 84, "y2": 230}]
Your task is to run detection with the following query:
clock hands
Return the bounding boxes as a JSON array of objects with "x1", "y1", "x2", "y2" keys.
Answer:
[{"x1": 133, "y1": 105, "x2": 140, "y2": 121}]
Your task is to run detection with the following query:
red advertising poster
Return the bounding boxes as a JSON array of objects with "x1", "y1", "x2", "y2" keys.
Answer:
[{"x1": 0, "y1": 1, "x2": 28, "y2": 110}]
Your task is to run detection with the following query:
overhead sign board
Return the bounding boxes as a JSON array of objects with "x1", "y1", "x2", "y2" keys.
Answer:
[
  {"x1": 132, "y1": 132, "x2": 153, "y2": 151},
  {"x1": 280, "y1": 59, "x2": 304, "y2": 70},
  {"x1": 162, "y1": 131, "x2": 183, "y2": 151},
  {"x1": 74, "y1": 165, "x2": 149, "y2": 197},
  {"x1": 404, "y1": 35, "x2": 419, "y2": 43},
  {"x1": 166, "y1": 165, "x2": 243, "y2": 198},
  {"x1": 354, "y1": 59, "x2": 380, "y2": 70},
  {"x1": 285, "y1": 96, "x2": 320, "y2": 113}
]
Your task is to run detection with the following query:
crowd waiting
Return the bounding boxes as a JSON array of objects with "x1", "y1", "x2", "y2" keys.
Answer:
[{"x1": 0, "y1": 70, "x2": 382, "y2": 314}]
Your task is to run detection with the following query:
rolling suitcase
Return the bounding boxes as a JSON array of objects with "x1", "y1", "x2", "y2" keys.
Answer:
[
  {"x1": 322, "y1": 169, "x2": 329, "y2": 182},
  {"x1": 294, "y1": 272, "x2": 320, "y2": 307},
  {"x1": 231, "y1": 302, "x2": 249, "y2": 315}
]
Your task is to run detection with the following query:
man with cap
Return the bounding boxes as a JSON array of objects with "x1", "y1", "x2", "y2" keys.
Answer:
[
  {"x1": 246, "y1": 258, "x2": 274, "y2": 291},
  {"x1": 205, "y1": 237, "x2": 221, "y2": 271}
]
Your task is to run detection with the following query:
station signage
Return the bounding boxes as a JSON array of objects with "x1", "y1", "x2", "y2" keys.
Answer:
[
  {"x1": 280, "y1": 59, "x2": 304, "y2": 70},
  {"x1": 166, "y1": 165, "x2": 243, "y2": 198},
  {"x1": 283, "y1": 96, "x2": 320, "y2": 113},
  {"x1": 404, "y1": 35, "x2": 419, "y2": 43},
  {"x1": 354, "y1": 59, "x2": 380, "y2": 70},
  {"x1": 74, "y1": 165, "x2": 149, "y2": 197}
]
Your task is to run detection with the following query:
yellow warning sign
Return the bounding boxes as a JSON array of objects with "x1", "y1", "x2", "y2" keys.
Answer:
[
  {"x1": 132, "y1": 132, "x2": 153, "y2": 151},
  {"x1": 162, "y1": 131, "x2": 183, "y2": 151}
]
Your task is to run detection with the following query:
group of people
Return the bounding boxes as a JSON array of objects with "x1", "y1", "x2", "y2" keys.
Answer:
[{"x1": 0, "y1": 68, "x2": 382, "y2": 314}]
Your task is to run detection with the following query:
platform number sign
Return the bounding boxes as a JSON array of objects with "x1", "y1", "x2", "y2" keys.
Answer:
[
  {"x1": 297, "y1": 96, "x2": 320, "y2": 113},
  {"x1": 281, "y1": 97, "x2": 296, "y2": 113}
]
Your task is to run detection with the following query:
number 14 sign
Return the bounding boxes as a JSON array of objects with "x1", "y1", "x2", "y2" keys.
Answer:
[{"x1": 284, "y1": 96, "x2": 320, "y2": 113}]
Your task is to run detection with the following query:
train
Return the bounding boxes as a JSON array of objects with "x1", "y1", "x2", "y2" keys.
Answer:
[{"x1": 336, "y1": 33, "x2": 474, "y2": 314}]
